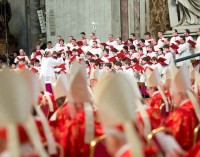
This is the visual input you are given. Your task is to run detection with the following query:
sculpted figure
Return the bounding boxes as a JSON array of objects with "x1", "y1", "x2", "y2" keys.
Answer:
[{"x1": 176, "y1": 0, "x2": 200, "y2": 26}]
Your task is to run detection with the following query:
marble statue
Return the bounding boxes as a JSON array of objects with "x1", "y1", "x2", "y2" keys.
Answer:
[{"x1": 176, "y1": 0, "x2": 200, "y2": 26}]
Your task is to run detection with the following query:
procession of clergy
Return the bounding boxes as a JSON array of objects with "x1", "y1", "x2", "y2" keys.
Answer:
[{"x1": 0, "y1": 28, "x2": 200, "y2": 157}]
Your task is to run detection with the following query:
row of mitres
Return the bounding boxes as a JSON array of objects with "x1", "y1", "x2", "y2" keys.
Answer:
[
  {"x1": 0, "y1": 61, "x2": 200, "y2": 156},
  {"x1": 0, "y1": 61, "x2": 96, "y2": 157}
]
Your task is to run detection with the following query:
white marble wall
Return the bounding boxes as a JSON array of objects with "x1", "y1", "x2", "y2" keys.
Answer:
[
  {"x1": 46, "y1": 0, "x2": 121, "y2": 44},
  {"x1": 168, "y1": 0, "x2": 179, "y2": 27},
  {"x1": 139, "y1": 0, "x2": 146, "y2": 38}
]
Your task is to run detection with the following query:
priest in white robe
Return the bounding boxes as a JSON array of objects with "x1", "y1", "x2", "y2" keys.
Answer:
[{"x1": 40, "y1": 51, "x2": 63, "y2": 83}]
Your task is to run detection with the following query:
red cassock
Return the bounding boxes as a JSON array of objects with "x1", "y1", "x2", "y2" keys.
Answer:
[
  {"x1": 65, "y1": 110, "x2": 103, "y2": 157},
  {"x1": 146, "y1": 92, "x2": 163, "y2": 110},
  {"x1": 119, "y1": 149, "x2": 131, "y2": 157},
  {"x1": 49, "y1": 102, "x2": 103, "y2": 157},
  {"x1": 49, "y1": 102, "x2": 71, "y2": 129},
  {"x1": 146, "y1": 91, "x2": 172, "y2": 121},
  {"x1": 38, "y1": 93, "x2": 58, "y2": 119},
  {"x1": 117, "y1": 146, "x2": 157, "y2": 157},
  {"x1": 184, "y1": 142, "x2": 200, "y2": 157},
  {"x1": 146, "y1": 91, "x2": 171, "y2": 110},
  {"x1": 49, "y1": 102, "x2": 72, "y2": 155},
  {"x1": 143, "y1": 146, "x2": 158, "y2": 157},
  {"x1": 0, "y1": 119, "x2": 46, "y2": 155},
  {"x1": 0, "y1": 120, "x2": 46, "y2": 143},
  {"x1": 164, "y1": 100, "x2": 199, "y2": 150},
  {"x1": 137, "y1": 107, "x2": 161, "y2": 131}
]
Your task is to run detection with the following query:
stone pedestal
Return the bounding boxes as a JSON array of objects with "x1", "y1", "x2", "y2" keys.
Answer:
[
  {"x1": 173, "y1": 25, "x2": 200, "y2": 34},
  {"x1": 164, "y1": 25, "x2": 200, "y2": 40},
  {"x1": 165, "y1": 0, "x2": 200, "y2": 37}
]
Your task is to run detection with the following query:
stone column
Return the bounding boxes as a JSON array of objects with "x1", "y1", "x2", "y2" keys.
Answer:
[
  {"x1": 140, "y1": 0, "x2": 146, "y2": 38},
  {"x1": 120, "y1": 0, "x2": 129, "y2": 40},
  {"x1": 168, "y1": 0, "x2": 178, "y2": 27},
  {"x1": 146, "y1": 0, "x2": 150, "y2": 32},
  {"x1": 133, "y1": 0, "x2": 140, "y2": 38},
  {"x1": 128, "y1": 0, "x2": 135, "y2": 34},
  {"x1": 111, "y1": 0, "x2": 121, "y2": 38},
  {"x1": 28, "y1": 0, "x2": 40, "y2": 50}
]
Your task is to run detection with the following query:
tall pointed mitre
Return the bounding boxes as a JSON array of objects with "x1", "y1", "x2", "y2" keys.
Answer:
[
  {"x1": 52, "y1": 73, "x2": 69, "y2": 100},
  {"x1": 147, "y1": 68, "x2": 171, "y2": 111},
  {"x1": 190, "y1": 64, "x2": 200, "y2": 95},
  {"x1": 18, "y1": 70, "x2": 57, "y2": 155},
  {"x1": 173, "y1": 64, "x2": 192, "y2": 93},
  {"x1": 195, "y1": 70, "x2": 200, "y2": 85},
  {"x1": 0, "y1": 70, "x2": 31, "y2": 125},
  {"x1": 123, "y1": 72, "x2": 151, "y2": 136},
  {"x1": 90, "y1": 67, "x2": 100, "y2": 80},
  {"x1": 69, "y1": 61, "x2": 95, "y2": 143},
  {"x1": 145, "y1": 67, "x2": 161, "y2": 87},
  {"x1": 69, "y1": 61, "x2": 91, "y2": 103},
  {"x1": 38, "y1": 76, "x2": 46, "y2": 92},
  {"x1": 161, "y1": 69, "x2": 171, "y2": 88},
  {"x1": 94, "y1": 73, "x2": 135, "y2": 122},
  {"x1": 0, "y1": 70, "x2": 48, "y2": 157},
  {"x1": 94, "y1": 72, "x2": 144, "y2": 157},
  {"x1": 168, "y1": 62, "x2": 180, "y2": 95},
  {"x1": 169, "y1": 62, "x2": 179, "y2": 80},
  {"x1": 189, "y1": 63, "x2": 199, "y2": 79},
  {"x1": 189, "y1": 63, "x2": 195, "y2": 80},
  {"x1": 171, "y1": 64, "x2": 200, "y2": 121},
  {"x1": 17, "y1": 70, "x2": 40, "y2": 104}
]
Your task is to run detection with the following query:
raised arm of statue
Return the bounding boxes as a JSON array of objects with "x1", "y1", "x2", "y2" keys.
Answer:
[{"x1": 176, "y1": 0, "x2": 200, "y2": 26}]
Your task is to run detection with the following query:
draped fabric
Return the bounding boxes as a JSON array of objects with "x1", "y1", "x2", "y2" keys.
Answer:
[{"x1": 177, "y1": 0, "x2": 200, "y2": 25}]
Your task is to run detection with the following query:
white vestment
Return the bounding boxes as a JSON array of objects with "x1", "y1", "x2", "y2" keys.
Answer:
[{"x1": 40, "y1": 57, "x2": 62, "y2": 82}]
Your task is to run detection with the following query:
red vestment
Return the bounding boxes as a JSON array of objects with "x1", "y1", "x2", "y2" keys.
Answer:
[
  {"x1": 164, "y1": 100, "x2": 199, "y2": 150},
  {"x1": 50, "y1": 102, "x2": 103, "y2": 157},
  {"x1": 184, "y1": 142, "x2": 200, "y2": 157}
]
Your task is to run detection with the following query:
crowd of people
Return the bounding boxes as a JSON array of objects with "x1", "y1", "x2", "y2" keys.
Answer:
[
  {"x1": 0, "y1": 28, "x2": 200, "y2": 157},
  {"x1": 2, "y1": 29, "x2": 199, "y2": 83}
]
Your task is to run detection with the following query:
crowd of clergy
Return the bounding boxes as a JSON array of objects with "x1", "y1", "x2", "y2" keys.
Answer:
[{"x1": 0, "y1": 28, "x2": 200, "y2": 157}]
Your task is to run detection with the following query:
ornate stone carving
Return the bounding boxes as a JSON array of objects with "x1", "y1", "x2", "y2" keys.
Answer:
[{"x1": 173, "y1": 0, "x2": 200, "y2": 26}]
